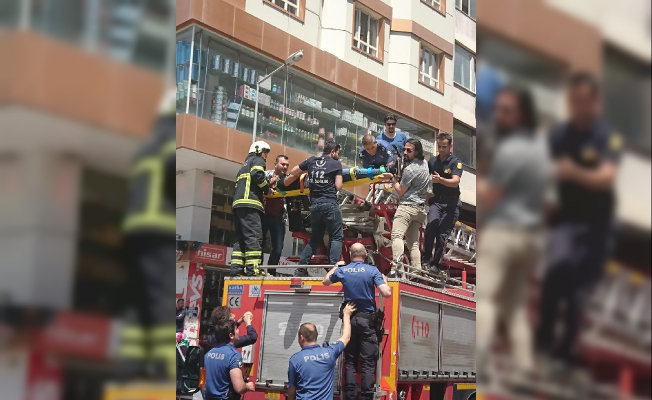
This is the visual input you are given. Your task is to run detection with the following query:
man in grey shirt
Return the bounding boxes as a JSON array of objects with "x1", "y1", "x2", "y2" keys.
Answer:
[
  {"x1": 389, "y1": 138, "x2": 430, "y2": 278},
  {"x1": 476, "y1": 86, "x2": 552, "y2": 381}
]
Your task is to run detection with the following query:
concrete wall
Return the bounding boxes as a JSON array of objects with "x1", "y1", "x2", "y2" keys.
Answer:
[
  {"x1": 391, "y1": 0, "x2": 455, "y2": 44},
  {"x1": 452, "y1": 85, "x2": 475, "y2": 128},
  {"x1": 454, "y1": 8, "x2": 475, "y2": 53},
  {"x1": 387, "y1": 32, "x2": 452, "y2": 111},
  {"x1": 245, "y1": 0, "x2": 322, "y2": 48}
]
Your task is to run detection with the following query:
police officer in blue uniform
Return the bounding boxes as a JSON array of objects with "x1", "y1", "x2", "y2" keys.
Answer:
[
  {"x1": 423, "y1": 132, "x2": 463, "y2": 274},
  {"x1": 359, "y1": 134, "x2": 395, "y2": 171},
  {"x1": 287, "y1": 303, "x2": 357, "y2": 400},
  {"x1": 204, "y1": 315, "x2": 255, "y2": 399},
  {"x1": 323, "y1": 243, "x2": 393, "y2": 400},
  {"x1": 535, "y1": 73, "x2": 622, "y2": 368}
]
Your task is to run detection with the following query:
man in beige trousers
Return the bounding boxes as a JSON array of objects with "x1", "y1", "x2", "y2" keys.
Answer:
[
  {"x1": 388, "y1": 138, "x2": 431, "y2": 278},
  {"x1": 476, "y1": 86, "x2": 552, "y2": 384}
]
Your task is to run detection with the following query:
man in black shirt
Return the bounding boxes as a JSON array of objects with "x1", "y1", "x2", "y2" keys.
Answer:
[
  {"x1": 423, "y1": 132, "x2": 463, "y2": 274},
  {"x1": 176, "y1": 298, "x2": 186, "y2": 333},
  {"x1": 535, "y1": 73, "x2": 622, "y2": 367},
  {"x1": 284, "y1": 140, "x2": 344, "y2": 276}
]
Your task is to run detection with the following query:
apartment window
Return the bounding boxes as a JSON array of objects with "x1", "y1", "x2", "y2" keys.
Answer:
[
  {"x1": 354, "y1": 7, "x2": 380, "y2": 58},
  {"x1": 422, "y1": 0, "x2": 442, "y2": 11},
  {"x1": 420, "y1": 46, "x2": 440, "y2": 89},
  {"x1": 455, "y1": 0, "x2": 476, "y2": 19},
  {"x1": 454, "y1": 44, "x2": 476, "y2": 92},
  {"x1": 453, "y1": 121, "x2": 475, "y2": 167},
  {"x1": 265, "y1": 0, "x2": 300, "y2": 17}
]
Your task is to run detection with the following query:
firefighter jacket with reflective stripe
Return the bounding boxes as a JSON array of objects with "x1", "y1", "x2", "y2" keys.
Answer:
[
  {"x1": 232, "y1": 153, "x2": 269, "y2": 212},
  {"x1": 123, "y1": 115, "x2": 176, "y2": 235}
]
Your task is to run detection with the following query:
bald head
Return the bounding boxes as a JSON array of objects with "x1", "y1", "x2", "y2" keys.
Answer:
[
  {"x1": 361, "y1": 134, "x2": 376, "y2": 146},
  {"x1": 298, "y1": 323, "x2": 318, "y2": 347},
  {"x1": 350, "y1": 243, "x2": 367, "y2": 261}
]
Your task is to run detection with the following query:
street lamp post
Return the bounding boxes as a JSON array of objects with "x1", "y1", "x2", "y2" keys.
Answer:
[{"x1": 252, "y1": 50, "x2": 304, "y2": 143}]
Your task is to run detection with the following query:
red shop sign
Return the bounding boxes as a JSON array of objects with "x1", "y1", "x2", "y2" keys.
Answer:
[{"x1": 192, "y1": 243, "x2": 227, "y2": 265}]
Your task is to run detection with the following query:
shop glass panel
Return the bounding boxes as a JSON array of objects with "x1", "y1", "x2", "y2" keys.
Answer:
[
  {"x1": 176, "y1": 28, "x2": 195, "y2": 114},
  {"x1": 209, "y1": 177, "x2": 237, "y2": 246},
  {"x1": 453, "y1": 121, "x2": 475, "y2": 167}
]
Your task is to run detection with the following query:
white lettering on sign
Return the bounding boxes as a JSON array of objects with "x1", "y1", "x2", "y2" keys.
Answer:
[
  {"x1": 228, "y1": 295, "x2": 241, "y2": 309},
  {"x1": 196, "y1": 248, "x2": 224, "y2": 261},
  {"x1": 303, "y1": 352, "x2": 330, "y2": 362},
  {"x1": 188, "y1": 273, "x2": 204, "y2": 309},
  {"x1": 206, "y1": 352, "x2": 226, "y2": 360},
  {"x1": 342, "y1": 267, "x2": 366, "y2": 273}
]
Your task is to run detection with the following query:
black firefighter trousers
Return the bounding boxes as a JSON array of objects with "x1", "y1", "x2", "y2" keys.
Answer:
[
  {"x1": 344, "y1": 313, "x2": 379, "y2": 400},
  {"x1": 230, "y1": 207, "x2": 264, "y2": 276}
]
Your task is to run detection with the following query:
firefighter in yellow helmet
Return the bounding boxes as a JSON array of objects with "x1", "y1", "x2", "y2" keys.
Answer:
[
  {"x1": 118, "y1": 88, "x2": 176, "y2": 380},
  {"x1": 229, "y1": 141, "x2": 271, "y2": 276}
]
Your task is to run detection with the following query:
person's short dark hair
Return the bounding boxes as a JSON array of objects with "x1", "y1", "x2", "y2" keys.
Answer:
[
  {"x1": 276, "y1": 154, "x2": 289, "y2": 163},
  {"x1": 323, "y1": 140, "x2": 341, "y2": 155},
  {"x1": 177, "y1": 298, "x2": 184, "y2": 304},
  {"x1": 213, "y1": 317, "x2": 237, "y2": 345},
  {"x1": 384, "y1": 113, "x2": 398, "y2": 124},
  {"x1": 496, "y1": 85, "x2": 538, "y2": 132},
  {"x1": 568, "y1": 72, "x2": 600, "y2": 96},
  {"x1": 405, "y1": 138, "x2": 424, "y2": 160},
  {"x1": 298, "y1": 323, "x2": 318, "y2": 342},
  {"x1": 437, "y1": 132, "x2": 453, "y2": 145}
]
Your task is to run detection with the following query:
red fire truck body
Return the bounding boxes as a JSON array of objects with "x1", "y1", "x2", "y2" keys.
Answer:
[{"x1": 220, "y1": 276, "x2": 476, "y2": 400}]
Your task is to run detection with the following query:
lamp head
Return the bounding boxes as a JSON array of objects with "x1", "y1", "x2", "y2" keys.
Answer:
[{"x1": 286, "y1": 50, "x2": 304, "y2": 65}]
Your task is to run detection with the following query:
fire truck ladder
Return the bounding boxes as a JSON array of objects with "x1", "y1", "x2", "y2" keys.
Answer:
[
  {"x1": 443, "y1": 221, "x2": 476, "y2": 269},
  {"x1": 585, "y1": 262, "x2": 652, "y2": 359}
]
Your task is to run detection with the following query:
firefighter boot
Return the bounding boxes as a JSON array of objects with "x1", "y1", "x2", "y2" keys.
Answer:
[
  {"x1": 116, "y1": 323, "x2": 148, "y2": 380},
  {"x1": 148, "y1": 325, "x2": 177, "y2": 381}
]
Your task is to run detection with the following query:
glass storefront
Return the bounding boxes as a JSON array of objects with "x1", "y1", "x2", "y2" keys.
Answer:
[
  {"x1": 208, "y1": 177, "x2": 236, "y2": 247},
  {"x1": 177, "y1": 25, "x2": 440, "y2": 165}
]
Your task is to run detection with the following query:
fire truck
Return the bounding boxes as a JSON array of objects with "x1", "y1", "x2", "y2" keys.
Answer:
[
  {"x1": 178, "y1": 180, "x2": 478, "y2": 400},
  {"x1": 217, "y1": 274, "x2": 475, "y2": 400}
]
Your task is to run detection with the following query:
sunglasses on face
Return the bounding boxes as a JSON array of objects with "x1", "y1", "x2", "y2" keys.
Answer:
[
  {"x1": 386, "y1": 122, "x2": 396, "y2": 127},
  {"x1": 403, "y1": 148, "x2": 414, "y2": 153}
]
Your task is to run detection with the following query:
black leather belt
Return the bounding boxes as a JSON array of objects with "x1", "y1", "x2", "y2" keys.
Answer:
[
  {"x1": 353, "y1": 311, "x2": 377, "y2": 320},
  {"x1": 431, "y1": 194, "x2": 458, "y2": 201}
]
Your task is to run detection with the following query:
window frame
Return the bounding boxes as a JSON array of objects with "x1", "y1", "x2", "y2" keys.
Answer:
[
  {"x1": 421, "y1": 0, "x2": 446, "y2": 16},
  {"x1": 352, "y1": 5, "x2": 385, "y2": 63},
  {"x1": 418, "y1": 43, "x2": 444, "y2": 93},
  {"x1": 454, "y1": 44, "x2": 476, "y2": 93},
  {"x1": 452, "y1": 120, "x2": 476, "y2": 168},
  {"x1": 455, "y1": 0, "x2": 476, "y2": 20},
  {"x1": 263, "y1": 0, "x2": 306, "y2": 23}
]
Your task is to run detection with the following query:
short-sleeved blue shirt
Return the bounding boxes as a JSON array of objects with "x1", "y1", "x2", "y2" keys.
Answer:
[
  {"x1": 359, "y1": 139, "x2": 394, "y2": 169},
  {"x1": 379, "y1": 131, "x2": 408, "y2": 155},
  {"x1": 288, "y1": 342, "x2": 346, "y2": 400},
  {"x1": 329, "y1": 261, "x2": 385, "y2": 312},
  {"x1": 299, "y1": 155, "x2": 343, "y2": 204},
  {"x1": 549, "y1": 119, "x2": 622, "y2": 222},
  {"x1": 204, "y1": 344, "x2": 243, "y2": 399}
]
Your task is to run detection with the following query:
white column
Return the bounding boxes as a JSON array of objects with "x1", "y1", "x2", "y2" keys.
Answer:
[
  {"x1": 0, "y1": 150, "x2": 81, "y2": 309},
  {"x1": 176, "y1": 169, "x2": 214, "y2": 243}
]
